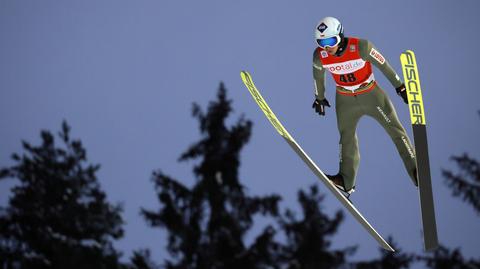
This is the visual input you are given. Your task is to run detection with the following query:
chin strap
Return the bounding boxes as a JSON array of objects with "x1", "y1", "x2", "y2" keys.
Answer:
[{"x1": 335, "y1": 35, "x2": 348, "y2": 56}]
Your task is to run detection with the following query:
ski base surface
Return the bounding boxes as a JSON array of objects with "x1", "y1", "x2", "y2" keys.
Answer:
[
  {"x1": 400, "y1": 50, "x2": 439, "y2": 251},
  {"x1": 240, "y1": 70, "x2": 394, "y2": 252}
]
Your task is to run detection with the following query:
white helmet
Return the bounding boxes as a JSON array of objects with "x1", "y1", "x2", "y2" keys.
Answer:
[{"x1": 315, "y1": 17, "x2": 344, "y2": 48}]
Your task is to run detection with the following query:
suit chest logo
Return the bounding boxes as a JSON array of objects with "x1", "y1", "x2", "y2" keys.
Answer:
[{"x1": 323, "y1": 59, "x2": 366, "y2": 75}]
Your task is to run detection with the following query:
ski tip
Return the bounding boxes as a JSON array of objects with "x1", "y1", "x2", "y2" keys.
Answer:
[
  {"x1": 401, "y1": 49, "x2": 415, "y2": 57},
  {"x1": 240, "y1": 71, "x2": 253, "y2": 84},
  {"x1": 240, "y1": 70, "x2": 250, "y2": 78}
]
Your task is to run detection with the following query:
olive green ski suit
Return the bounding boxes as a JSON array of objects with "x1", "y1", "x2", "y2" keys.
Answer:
[{"x1": 313, "y1": 38, "x2": 417, "y2": 190}]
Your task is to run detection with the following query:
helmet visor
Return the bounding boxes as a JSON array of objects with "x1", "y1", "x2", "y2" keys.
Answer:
[{"x1": 317, "y1": 36, "x2": 340, "y2": 48}]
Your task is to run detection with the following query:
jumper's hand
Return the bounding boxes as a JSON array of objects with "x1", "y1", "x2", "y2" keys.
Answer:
[
  {"x1": 396, "y1": 84, "x2": 408, "y2": 104},
  {"x1": 312, "y1": 98, "x2": 331, "y2": 116}
]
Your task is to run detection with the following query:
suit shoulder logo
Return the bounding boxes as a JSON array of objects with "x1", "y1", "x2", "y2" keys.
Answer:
[{"x1": 369, "y1": 47, "x2": 385, "y2": 64}]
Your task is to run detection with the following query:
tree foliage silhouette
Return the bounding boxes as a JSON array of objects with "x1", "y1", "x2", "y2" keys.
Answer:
[
  {"x1": 141, "y1": 84, "x2": 282, "y2": 269},
  {"x1": 129, "y1": 249, "x2": 159, "y2": 269},
  {"x1": 442, "y1": 153, "x2": 480, "y2": 214},
  {"x1": 354, "y1": 237, "x2": 414, "y2": 269},
  {"x1": 418, "y1": 245, "x2": 480, "y2": 269},
  {"x1": 278, "y1": 185, "x2": 355, "y2": 269},
  {"x1": 0, "y1": 121, "x2": 124, "y2": 269},
  {"x1": 442, "y1": 112, "x2": 480, "y2": 213}
]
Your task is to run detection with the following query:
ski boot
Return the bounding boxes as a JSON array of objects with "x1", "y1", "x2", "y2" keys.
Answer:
[{"x1": 326, "y1": 173, "x2": 355, "y2": 197}]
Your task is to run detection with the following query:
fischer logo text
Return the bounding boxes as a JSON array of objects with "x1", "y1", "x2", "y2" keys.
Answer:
[{"x1": 402, "y1": 51, "x2": 425, "y2": 125}]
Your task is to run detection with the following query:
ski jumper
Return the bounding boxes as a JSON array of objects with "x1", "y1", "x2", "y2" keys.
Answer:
[{"x1": 312, "y1": 37, "x2": 417, "y2": 190}]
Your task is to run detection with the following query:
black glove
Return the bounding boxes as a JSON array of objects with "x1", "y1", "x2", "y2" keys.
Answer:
[
  {"x1": 312, "y1": 98, "x2": 331, "y2": 116},
  {"x1": 396, "y1": 84, "x2": 408, "y2": 104}
]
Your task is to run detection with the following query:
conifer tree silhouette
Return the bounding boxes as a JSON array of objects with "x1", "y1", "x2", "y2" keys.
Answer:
[
  {"x1": 354, "y1": 237, "x2": 414, "y2": 269},
  {"x1": 442, "y1": 153, "x2": 480, "y2": 214},
  {"x1": 419, "y1": 245, "x2": 480, "y2": 269},
  {"x1": 0, "y1": 121, "x2": 124, "y2": 269},
  {"x1": 141, "y1": 84, "x2": 281, "y2": 269},
  {"x1": 129, "y1": 249, "x2": 158, "y2": 269},
  {"x1": 277, "y1": 185, "x2": 355, "y2": 269},
  {"x1": 442, "y1": 112, "x2": 480, "y2": 213}
]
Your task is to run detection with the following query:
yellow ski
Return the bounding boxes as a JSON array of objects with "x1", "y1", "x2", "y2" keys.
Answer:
[{"x1": 240, "y1": 70, "x2": 394, "y2": 252}]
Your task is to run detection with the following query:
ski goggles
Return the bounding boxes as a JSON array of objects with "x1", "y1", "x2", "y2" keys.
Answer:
[{"x1": 316, "y1": 36, "x2": 341, "y2": 48}]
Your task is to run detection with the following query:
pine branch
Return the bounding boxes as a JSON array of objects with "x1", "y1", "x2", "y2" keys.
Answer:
[{"x1": 443, "y1": 153, "x2": 480, "y2": 214}]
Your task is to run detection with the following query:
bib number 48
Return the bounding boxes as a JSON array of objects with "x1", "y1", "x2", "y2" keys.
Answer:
[{"x1": 339, "y1": 73, "x2": 357, "y2": 83}]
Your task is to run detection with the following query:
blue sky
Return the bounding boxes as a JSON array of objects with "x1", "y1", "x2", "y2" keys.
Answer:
[{"x1": 1, "y1": 0, "x2": 479, "y2": 264}]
